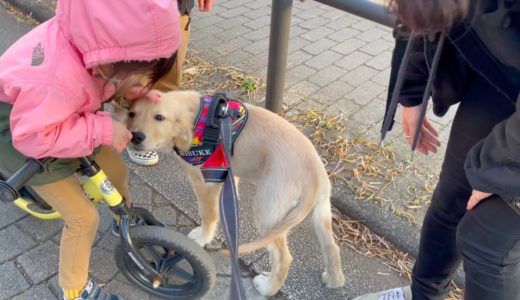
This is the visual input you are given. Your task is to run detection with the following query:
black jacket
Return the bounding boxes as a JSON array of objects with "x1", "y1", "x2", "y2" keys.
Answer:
[
  {"x1": 178, "y1": 0, "x2": 195, "y2": 15},
  {"x1": 385, "y1": 0, "x2": 520, "y2": 199}
]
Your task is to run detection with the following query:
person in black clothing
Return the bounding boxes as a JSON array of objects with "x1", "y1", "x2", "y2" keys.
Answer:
[{"x1": 355, "y1": 0, "x2": 520, "y2": 299}]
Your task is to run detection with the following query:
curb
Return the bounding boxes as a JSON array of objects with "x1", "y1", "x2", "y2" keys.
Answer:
[
  {"x1": 4, "y1": 0, "x2": 53, "y2": 23},
  {"x1": 331, "y1": 188, "x2": 421, "y2": 257},
  {"x1": 331, "y1": 175, "x2": 465, "y2": 287}
]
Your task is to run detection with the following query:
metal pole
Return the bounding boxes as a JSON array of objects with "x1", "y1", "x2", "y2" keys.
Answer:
[
  {"x1": 265, "y1": 0, "x2": 293, "y2": 114},
  {"x1": 265, "y1": 0, "x2": 395, "y2": 113},
  {"x1": 314, "y1": 0, "x2": 395, "y2": 28}
]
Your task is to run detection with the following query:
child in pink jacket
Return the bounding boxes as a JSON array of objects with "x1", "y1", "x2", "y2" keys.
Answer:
[{"x1": 0, "y1": 1, "x2": 180, "y2": 299}]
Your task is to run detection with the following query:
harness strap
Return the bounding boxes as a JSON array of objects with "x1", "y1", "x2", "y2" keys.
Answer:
[
  {"x1": 411, "y1": 32, "x2": 446, "y2": 152},
  {"x1": 199, "y1": 94, "x2": 245, "y2": 300},
  {"x1": 200, "y1": 144, "x2": 228, "y2": 182},
  {"x1": 218, "y1": 116, "x2": 245, "y2": 300},
  {"x1": 203, "y1": 93, "x2": 228, "y2": 145},
  {"x1": 380, "y1": 32, "x2": 416, "y2": 144}
]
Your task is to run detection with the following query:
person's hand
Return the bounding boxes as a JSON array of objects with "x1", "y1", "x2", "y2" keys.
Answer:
[
  {"x1": 124, "y1": 86, "x2": 162, "y2": 103},
  {"x1": 198, "y1": 0, "x2": 214, "y2": 12},
  {"x1": 467, "y1": 190, "x2": 493, "y2": 210},
  {"x1": 111, "y1": 121, "x2": 132, "y2": 154},
  {"x1": 402, "y1": 105, "x2": 440, "y2": 155}
]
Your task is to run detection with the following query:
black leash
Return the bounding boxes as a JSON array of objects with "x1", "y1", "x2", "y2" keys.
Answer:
[
  {"x1": 199, "y1": 94, "x2": 246, "y2": 300},
  {"x1": 380, "y1": 33, "x2": 416, "y2": 144},
  {"x1": 380, "y1": 30, "x2": 447, "y2": 154},
  {"x1": 411, "y1": 32, "x2": 446, "y2": 152},
  {"x1": 219, "y1": 115, "x2": 246, "y2": 300}
]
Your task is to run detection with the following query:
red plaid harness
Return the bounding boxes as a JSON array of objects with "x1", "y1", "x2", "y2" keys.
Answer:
[{"x1": 174, "y1": 94, "x2": 248, "y2": 180}]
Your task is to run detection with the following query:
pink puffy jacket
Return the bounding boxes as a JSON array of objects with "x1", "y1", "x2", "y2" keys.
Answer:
[{"x1": 0, "y1": 0, "x2": 180, "y2": 158}]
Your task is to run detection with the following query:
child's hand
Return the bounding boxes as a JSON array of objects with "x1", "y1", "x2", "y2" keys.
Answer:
[
  {"x1": 402, "y1": 105, "x2": 440, "y2": 155},
  {"x1": 111, "y1": 121, "x2": 132, "y2": 153},
  {"x1": 198, "y1": 0, "x2": 214, "y2": 12},
  {"x1": 124, "y1": 86, "x2": 162, "y2": 103},
  {"x1": 467, "y1": 190, "x2": 493, "y2": 210}
]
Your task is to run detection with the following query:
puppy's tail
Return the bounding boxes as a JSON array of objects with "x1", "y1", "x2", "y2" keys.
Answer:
[{"x1": 220, "y1": 181, "x2": 325, "y2": 256}]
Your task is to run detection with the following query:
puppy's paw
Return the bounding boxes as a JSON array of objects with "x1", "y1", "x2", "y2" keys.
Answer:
[
  {"x1": 187, "y1": 227, "x2": 213, "y2": 247},
  {"x1": 321, "y1": 271, "x2": 345, "y2": 289},
  {"x1": 253, "y1": 274, "x2": 277, "y2": 297}
]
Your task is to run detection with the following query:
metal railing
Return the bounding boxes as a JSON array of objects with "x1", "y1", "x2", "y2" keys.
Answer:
[{"x1": 265, "y1": 0, "x2": 396, "y2": 113}]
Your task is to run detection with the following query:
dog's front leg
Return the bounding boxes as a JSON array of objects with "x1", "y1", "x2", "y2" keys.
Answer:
[{"x1": 185, "y1": 168, "x2": 222, "y2": 247}]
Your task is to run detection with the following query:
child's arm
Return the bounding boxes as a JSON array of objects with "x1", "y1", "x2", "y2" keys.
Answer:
[{"x1": 9, "y1": 85, "x2": 114, "y2": 159}]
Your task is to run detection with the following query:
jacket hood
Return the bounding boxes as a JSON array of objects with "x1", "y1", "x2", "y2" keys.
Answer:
[{"x1": 56, "y1": 0, "x2": 181, "y2": 69}]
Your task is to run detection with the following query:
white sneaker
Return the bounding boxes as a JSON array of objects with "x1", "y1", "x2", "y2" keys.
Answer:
[
  {"x1": 127, "y1": 149, "x2": 159, "y2": 166},
  {"x1": 353, "y1": 286, "x2": 411, "y2": 300}
]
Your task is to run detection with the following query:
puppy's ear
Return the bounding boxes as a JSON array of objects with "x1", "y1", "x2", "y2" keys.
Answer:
[{"x1": 172, "y1": 121, "x2": 193, "y2": 152}]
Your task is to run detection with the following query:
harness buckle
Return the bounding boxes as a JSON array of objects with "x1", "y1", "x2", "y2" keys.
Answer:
[
  {"x1": 207, "y1": 93, "x2": 228, "y2": 128},
  {"x1": 203, "y1": 93, "x2": 230, "y2": 145}
]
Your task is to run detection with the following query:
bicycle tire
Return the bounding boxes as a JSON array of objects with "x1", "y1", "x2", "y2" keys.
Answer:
[
  {"x1": 130, "y1": 207, "x2": 161, "y2": 226},
  {"x1": 115, "y1": 226, "x2": 216, "y2": 299}
]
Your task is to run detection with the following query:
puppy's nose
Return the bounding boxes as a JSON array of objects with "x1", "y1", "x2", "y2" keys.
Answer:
[{"x1": 131, "y1": 131, "x2": 146, "y2": 145}]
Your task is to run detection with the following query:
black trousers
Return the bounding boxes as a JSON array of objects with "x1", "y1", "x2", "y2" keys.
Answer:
[{"x1": 411, "y1": 74, "x2": 520, "y2": 300}]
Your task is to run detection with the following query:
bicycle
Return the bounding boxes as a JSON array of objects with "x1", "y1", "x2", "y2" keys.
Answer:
[{"x1": 0, "y1": 156, "x2": 216, "y2": 299}]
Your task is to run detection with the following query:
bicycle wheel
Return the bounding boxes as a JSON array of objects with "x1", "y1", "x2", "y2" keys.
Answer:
[
  {"x1": 130, "y1": 207, "x2": 161, "y2": 226},
  {"x1": 115, "y1": 226, "x2": 216, "y2": 299}
]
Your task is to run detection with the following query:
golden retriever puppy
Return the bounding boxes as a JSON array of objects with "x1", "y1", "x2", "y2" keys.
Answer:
[{"x1": 118, "y1": 90, "x2": 345, "y2": 296}]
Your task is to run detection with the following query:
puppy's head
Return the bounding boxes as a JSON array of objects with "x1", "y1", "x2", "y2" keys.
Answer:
[{"x1": 116, "y1": 91, "x2": 199, "y2": 153}]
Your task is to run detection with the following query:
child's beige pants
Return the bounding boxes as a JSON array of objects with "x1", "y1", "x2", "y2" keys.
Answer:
[{"x1": 31, "y1": 146, "x2": 131, "y2": 290}]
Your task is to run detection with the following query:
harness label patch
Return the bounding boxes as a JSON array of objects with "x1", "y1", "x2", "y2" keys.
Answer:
[{"x1": 178, "y1": 148, "x2": 212, "y2": 157}]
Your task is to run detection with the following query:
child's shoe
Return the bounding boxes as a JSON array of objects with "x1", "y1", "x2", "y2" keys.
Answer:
[{"x1": 61, "y1": 280, "x2": 123, "y2": 300}]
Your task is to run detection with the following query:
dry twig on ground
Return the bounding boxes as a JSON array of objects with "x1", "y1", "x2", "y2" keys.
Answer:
[{"x1": 332, "y1": 207, "x2": 464, "y2": 299}]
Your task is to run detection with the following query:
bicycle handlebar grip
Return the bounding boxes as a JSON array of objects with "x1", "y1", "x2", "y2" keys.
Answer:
[
  {"x1": 0, "y1": 181, "x2": 18, "y2": 203},
  {"x1": 0, "y1": 158, "x2": 47, "y2": 203}
]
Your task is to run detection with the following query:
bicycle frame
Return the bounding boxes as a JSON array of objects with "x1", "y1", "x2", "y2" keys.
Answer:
[
  {"x1": 1, "y1": 156, "x2": 168, "y2": 282},
  {"x1": 11, "y1": 158, "x2": 119, "y2": 220}
]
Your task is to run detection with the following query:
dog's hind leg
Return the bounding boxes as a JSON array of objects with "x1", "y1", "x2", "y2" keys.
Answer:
[
  {"x1": 253, "y1": 235, "x2": 293, "y2": 297},
  {"x1": 251, "y1": 183, "x2": 297, "y2": 297},
  {"x1": 312, "y1": 187, "x2": 345, "y2": 288},
  {"x1": 185, "y1": 167, "x2": 222, "y2": 247}
]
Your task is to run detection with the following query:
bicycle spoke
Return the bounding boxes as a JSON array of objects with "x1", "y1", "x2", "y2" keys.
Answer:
[
  {"x1": 142, "y1": 246, "x2": 165, "y2": 270},
  {"x1": 168, "y1": 265, "x2": 196, "y2": 283},
  {"x1": 158, "y1": 254, "x2": 183, "y2": 273}
]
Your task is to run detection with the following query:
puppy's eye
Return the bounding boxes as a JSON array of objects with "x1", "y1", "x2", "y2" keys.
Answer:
[
  {"x1": 155, "y1": 115, "x2": 165, "y2": 121},
  {"x1": 128, "y1": 112, "x2": 136, "y2": 118}
]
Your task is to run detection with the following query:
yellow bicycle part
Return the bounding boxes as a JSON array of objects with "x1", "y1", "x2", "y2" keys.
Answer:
[
  {"x1": 13, "y1": 197, "x2": 62, "y2": 220},
  {"x1": 7, "y1": 164, "x2": 123, "y2": 220},
  {"x1": 82, "y1": 180, "x2": 104, "y2": 204},
  {"x1": 86, "y1": 170, "x2": 124, "y2": 208}
]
